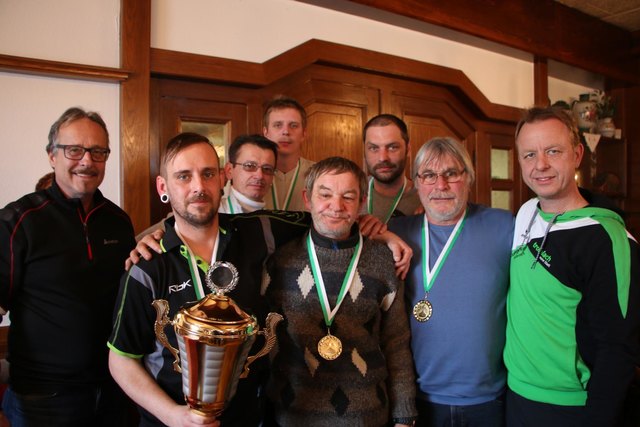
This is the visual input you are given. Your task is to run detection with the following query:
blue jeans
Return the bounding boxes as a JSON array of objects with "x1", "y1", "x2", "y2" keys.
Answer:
[
  {"x1": 416, "y1": 396, "x2": 505, "y2": 427},
  {"x1": 2, "y1": 381, "x2": 127, "y2": 427}
]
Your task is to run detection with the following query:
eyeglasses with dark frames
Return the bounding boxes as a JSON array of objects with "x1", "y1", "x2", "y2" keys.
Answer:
[
  {"x1": 232, "y1": 161, "x2": 276, "y2": 176},
  {"x1": 416, "y1": 169, "x2": 466, "y2": 185},
  {"x1": 55, "y1": 144, "x2": 111, "y2": 162}
]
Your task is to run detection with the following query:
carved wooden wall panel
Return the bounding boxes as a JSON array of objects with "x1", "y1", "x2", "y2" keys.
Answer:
[
  {"x1": 403, "y1": 115, "x2": 460, "y2": 175},
  {"x1": 304, "y1": 103, "x2": 365, "y2": 167}
]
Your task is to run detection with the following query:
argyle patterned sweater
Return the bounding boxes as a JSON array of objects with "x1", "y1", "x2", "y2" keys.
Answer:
[{"x1": 263, "y1": 228, "x2": 417, "y2": 426}]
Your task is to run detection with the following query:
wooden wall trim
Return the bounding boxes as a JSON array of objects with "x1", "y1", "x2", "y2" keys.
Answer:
[
  {"x1": 151, "y1": 39, "x2": 521, "y2": 123},
  {"x1": 346, "y1": 0, "x2": 639, "y2": 84},
  {"x1": 121, "y1": 0, "x2": 151, "y2": 233},
  {"x1": 0, "y1": 53, "x2": 130, "y2": 82},
  {"x1": 150, "y1": 49, "x2": 265, "y2": 86},
  {"x1": 533, "y1": 56, "x2": 549, "y2": 107}
]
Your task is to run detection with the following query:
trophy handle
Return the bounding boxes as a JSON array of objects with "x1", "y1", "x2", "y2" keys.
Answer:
[
  {"x1": 152, "y1": 299, "x2": 182, "y2": 373},
  {"x1": 240, "y1": 312, "x2": 284, "y2": 378}
]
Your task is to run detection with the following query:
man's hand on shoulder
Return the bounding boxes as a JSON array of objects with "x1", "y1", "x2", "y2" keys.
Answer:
[
  {"x1": 367, "y1": 229, "x2": 412, "y2": 280},
  {"x1": 358, "y1": 214, "x2": 387, "y2": 236},
  {"x1": 125, "y1": 229, "x2": 165, "y2": 270}
]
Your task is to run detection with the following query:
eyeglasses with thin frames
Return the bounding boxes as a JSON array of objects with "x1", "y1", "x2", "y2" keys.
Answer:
[
  {"x1": 416, "y1": 169, "x2": 466, "y2": 185},
  {"x1": 55, "y1": 144, "x2": 111, "y2": 162},
  {"x1": 232, "y1": 161, "x2": 276, "y2": 176}
]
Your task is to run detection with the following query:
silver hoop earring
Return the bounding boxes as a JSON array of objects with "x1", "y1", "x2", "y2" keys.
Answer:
[{"x1": 160, "y1": 193, "x2": 170, "y2": 204}]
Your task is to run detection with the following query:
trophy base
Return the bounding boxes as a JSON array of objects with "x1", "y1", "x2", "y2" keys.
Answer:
[{"x1": 189, "y1": 404, "x2": 224, "y2": 417}]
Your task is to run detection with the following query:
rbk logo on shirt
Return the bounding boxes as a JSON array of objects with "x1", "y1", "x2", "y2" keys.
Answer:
[{"x1": 169, "y1": 279, "x2": 192, "y2": 294}]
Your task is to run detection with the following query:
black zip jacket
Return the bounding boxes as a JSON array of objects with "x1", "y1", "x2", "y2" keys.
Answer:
[{"x1": 0, "y1": 181, "x2": 135, "y2": 393}]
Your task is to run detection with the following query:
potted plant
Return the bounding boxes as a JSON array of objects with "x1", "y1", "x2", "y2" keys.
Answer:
[{"x1": 593, "y1": 90, "x2": 616, "y2": 137}]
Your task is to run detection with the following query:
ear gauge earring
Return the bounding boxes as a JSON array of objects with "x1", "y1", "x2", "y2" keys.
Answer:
[{"x1": 160, "y1": 193, "x2": 170, "y2": 204}]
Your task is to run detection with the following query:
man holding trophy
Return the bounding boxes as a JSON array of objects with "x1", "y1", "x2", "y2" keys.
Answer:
[{"x1": 108, "y1": 132, "x2": 312, "y2": 427}]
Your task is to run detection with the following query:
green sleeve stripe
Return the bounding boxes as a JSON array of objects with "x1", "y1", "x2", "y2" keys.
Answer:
[
  {"x1": 111, "y1": 271, "x2": 135, "y2": 340},
  {"x1": 572, "y1": 208, "x2": 631, "y2": 318},
  {"x1": 107, "y1": 342, "x2": 144, "y2": 359},
  {"x1": 596, "y1": 217, "x2": 631, "y2": 317}
]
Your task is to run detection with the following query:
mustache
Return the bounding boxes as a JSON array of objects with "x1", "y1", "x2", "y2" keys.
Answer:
[
  {"x1": 187, "y1": 193, "x2": 212, "y2": 203},
  {"x1": 374, "y1": 161, "x2": 397, "y2": 170},
  {"x1": 322, "y1": 212, "x2": 351, "y2": 220},
  {"x1": 248, "y1": 179, "x2": 266, "y2": 186},
  {"x1": 72, "y1": 167, "x2": 99, "y2": 175},
  {"x1": 428, "y1": 192, "x2": 456, "y2": 200}
]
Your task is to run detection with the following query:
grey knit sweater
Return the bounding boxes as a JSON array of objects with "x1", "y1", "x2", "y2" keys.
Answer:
[{"x1": 263, "y1": 228, "x2": 417, "y2": 426}]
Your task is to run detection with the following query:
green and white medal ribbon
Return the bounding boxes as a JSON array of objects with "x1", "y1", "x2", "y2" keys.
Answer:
[
  {"x1": 175, "y1": 223, "x2": 220, "y2": 300},
  {"x1": 271, "y1": 159, "x2": 300, "y2": 210},
  {"x1": 413, "y1": 210, "x2": 467, "y2": 322},
  {"x1": 222, "y1": 195, "x2": 240, "y2": 214},
  {"x1": 367, "y1": 177, "x2": 406, "y2": 224},
  {"x1": 306, "y1": 231, "x2": 363, "y2": 360}
]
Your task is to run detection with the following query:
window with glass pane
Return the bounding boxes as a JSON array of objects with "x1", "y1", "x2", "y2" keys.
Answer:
[
  {"x1": 181, "y1": 121, "x2": 228, "y2": 166},
  {"x1": 491, "y1": 190, "x2": 511, "y2": 211},
  {"x1": 491, "y1": 148, "x2": 511, "y2": 180}
]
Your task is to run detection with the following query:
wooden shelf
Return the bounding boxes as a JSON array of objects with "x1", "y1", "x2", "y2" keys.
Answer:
[{"x1": 578, "y1": 135, "x2": 627, "y2": 198}]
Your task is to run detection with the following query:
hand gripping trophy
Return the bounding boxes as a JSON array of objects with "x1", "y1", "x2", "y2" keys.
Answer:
[{"x1": 152, "y1": 261, "x2": 283, "y2": 416}]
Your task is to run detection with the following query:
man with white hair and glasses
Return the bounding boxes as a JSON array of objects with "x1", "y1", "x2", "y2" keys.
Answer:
[{"x1": 388, "y1": 137, "x2": 513, "y2": 427}]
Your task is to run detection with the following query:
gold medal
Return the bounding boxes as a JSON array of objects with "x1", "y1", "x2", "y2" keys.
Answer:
[
  {"x1": 318, "y1": 333, "x2": 342, "y2": 360},
  {"x1": 413, "y1": 299, "x2": 433, "y2": 322}
]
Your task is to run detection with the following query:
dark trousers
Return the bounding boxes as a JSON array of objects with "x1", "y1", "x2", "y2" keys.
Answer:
[
  {"x1": 416, "y1": 395, "x2": 504, "y2": 427},
  {"x1": 2, "y1": 380, "x2": 127, "y2": 427},
  {"x1": 505, "y1": 388, "x2": 585, "y2": 427}
]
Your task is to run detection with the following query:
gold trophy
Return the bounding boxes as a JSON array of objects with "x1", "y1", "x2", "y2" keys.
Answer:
[{"x1": 152, "y1": 261, "x2": 283, "y2": 416}]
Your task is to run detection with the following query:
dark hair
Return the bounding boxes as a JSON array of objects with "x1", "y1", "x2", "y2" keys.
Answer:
[
  {"x1": 228, "y1": 134, "x2": 278, "y2": 164},
  {"x1": 47, "y1": 107, "x2": 109, "y2": 154},
  {"x1": 414, "y1": 137, "x2": 476, "y2": 185},
  {"x1": 515, "y1": 106, "x2": 580, "y2": 148},
  {"x1": 363, "y1": 114, "x2": 409, "y2": 145},
  {"x1": 161, "y1": 132, "x2": 218, "y2": 176},
  {"x1": 262, "y1": 96, "x2": 307, "y2": 129},
  {"x1": 304, "y1": 157, "x2": 367, "y2": 201}
]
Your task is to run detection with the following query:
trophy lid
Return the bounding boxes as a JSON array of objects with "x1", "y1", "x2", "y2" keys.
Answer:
[
  {"x1": 185, "y1": 293, "x2": 254, "y2": 324},
  {"x1": 174, "y1": 261, "x2": 258, "y2": 338}
]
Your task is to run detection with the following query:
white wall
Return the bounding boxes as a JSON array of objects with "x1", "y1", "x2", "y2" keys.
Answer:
[
  {"x1": 152, "y1": 0, "x2": 535, "y2": 108},
  {"x1": 0, "y1": 0, "x2": 121, "y2": 208},
  {"x1": 0, "y1": 72, "x2": 121, "y2": 207},
  {"x1": 0, "y1": 0, "x2": 120, "y2": 67}
]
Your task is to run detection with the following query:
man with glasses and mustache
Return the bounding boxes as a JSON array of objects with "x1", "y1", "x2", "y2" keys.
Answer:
[
  {"x1": 363, "y1": 114, "x2": 421, "y2": 223},
  {"x1": 388, "y1": 137, "x2": 514, "y2": 427},
  {"x1": 0, "y1": 107, "x2": 135, "y2": 426},
  {"x1": 220, "y1": 134, "x2": 278, "y2": 214}
]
